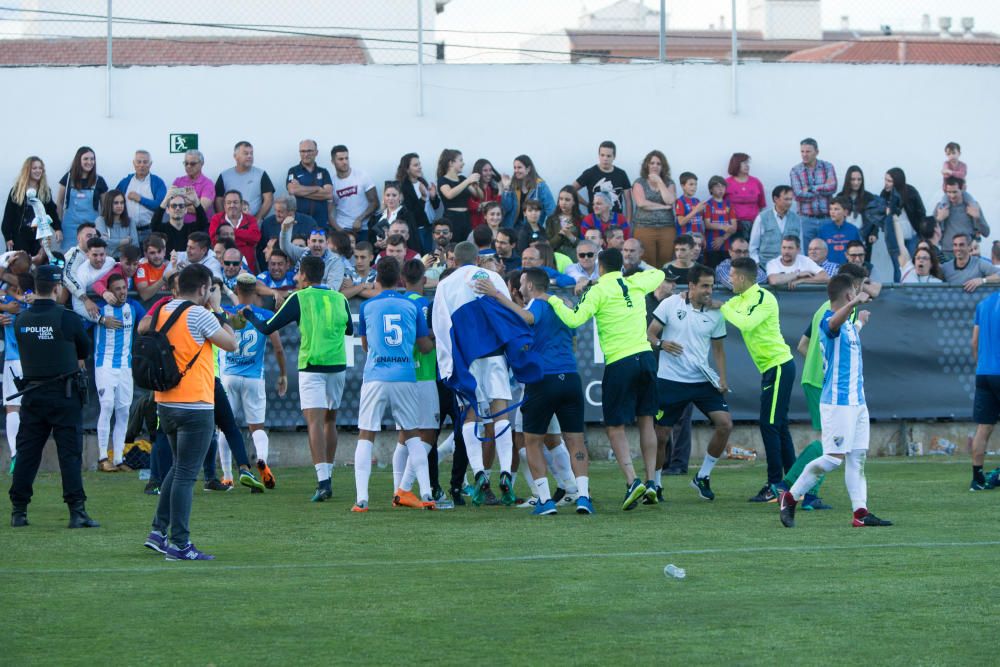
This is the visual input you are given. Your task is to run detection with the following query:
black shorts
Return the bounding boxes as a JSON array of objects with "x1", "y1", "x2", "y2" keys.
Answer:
[
  {"x1": 656, "y1": 378, "x2": 729, "y2": 426},
  {"x1": 973, "y1": 374, "x2": 1000, "y2": 425},
  {"x1": 601, "y1": 351, "x2": 658, "y2": 427},
  {"x1": 522, "y1": 372, "x2": 585, "y2": 434}
]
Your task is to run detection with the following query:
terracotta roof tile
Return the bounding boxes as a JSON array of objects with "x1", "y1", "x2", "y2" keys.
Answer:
[
  {"x1": 783, "y1": 38, "x2": 1000, "y2": 65},
  {"x1": 0, "y1": 36, "x2": 370, "y2": 66}
]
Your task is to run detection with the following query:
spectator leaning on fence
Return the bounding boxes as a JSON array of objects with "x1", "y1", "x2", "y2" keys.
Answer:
[
  {"x1": 766, "y1": 235, "x2": 830, "y2": 290},
  {"x1": 942, "y1": 233, "x2": 1000, "y2": 293},
  {"x1": 715, "y1": 236, "x2": 766, "y2": 291},
  {"x1": 807, "y1": 239, "x2": 840, "y2": 277}
]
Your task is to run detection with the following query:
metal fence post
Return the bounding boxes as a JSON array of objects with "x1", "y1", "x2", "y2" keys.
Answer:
[
  {"x1": 659, "y1": 0, "x2": 666, "y2": 62},
  {"x1": 417, "y1": 0, "x2": 424, "y2": 117},
  {"x1": 105, "y1": 0, "x2": 112, "y2": 118},
  {"x1": 730, "y1": 0, "x2": 737, "y2": 114}
]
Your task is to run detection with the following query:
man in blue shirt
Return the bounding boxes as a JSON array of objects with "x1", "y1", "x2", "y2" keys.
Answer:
[
  {"x1": 476, "y1": 267, "x2": 592, "y2": 515},
  {"x1": 222, "y1": 275, "x2": 287, "y2": 489},
  {"x1": 779, "y1": 275, "x2": 892, "y2": 528},
  {"x1": 286, "y1": 139, "x2": 333, "y2": 227},
  {"x1": 970, "y1": 289, "x2": 1000, "y2": 490},
  {"x1": 353, "y1": 257, "x2": 433, "y2": 512},
  {"x1": 817, "y1": 197, "x2": 861, "y2": 265}
]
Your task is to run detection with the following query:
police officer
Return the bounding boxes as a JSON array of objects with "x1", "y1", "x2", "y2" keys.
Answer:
[{"x1": 8, "y1": 264, "x2": 98, "y2": 528}]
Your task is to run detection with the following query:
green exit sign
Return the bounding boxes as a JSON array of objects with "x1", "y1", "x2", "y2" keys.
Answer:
[{"x1": 169, "y1": 133, "x2": 198, "y2": 153}]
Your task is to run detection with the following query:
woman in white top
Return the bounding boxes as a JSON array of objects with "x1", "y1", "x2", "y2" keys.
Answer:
[{"x1": 896, "y1": 217, "x2": 943, "y2": 283}]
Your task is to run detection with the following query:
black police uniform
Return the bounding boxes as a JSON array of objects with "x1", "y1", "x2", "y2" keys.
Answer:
[{"x1": 8, "y1": 271, "x2": 96, "y2": 528}]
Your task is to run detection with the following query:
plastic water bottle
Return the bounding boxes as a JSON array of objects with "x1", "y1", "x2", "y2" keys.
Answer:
[{"x1": 663, "y1": 564, "x2": 686, "y2": 579}]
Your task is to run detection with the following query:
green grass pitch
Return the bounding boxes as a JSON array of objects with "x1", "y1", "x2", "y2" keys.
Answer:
[{"x1": 3, "y1": 458, "x2": 997, "y2": 665}]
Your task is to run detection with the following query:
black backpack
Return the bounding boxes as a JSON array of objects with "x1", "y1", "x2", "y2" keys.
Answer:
[{"x1": 132, "y1": 301, "x2": 203, "y2": 391}]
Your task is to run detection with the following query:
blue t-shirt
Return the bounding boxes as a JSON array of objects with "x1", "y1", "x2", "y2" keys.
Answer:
[
  {"x1": 528, "y1": 298, "x2": 578, "y2": 376},
  {"x1": 95, "y1": 300, "x2": 145, "y2": 369},
  {"x1": 819, "y1": 310, "x2": 865, "y2": 406},
  {"x1": 975, "y1": 292, "x2": 1000, "y2": 375},
  {"x1": 2, "y1": 296, "x2": 23, "y2": 362},
  {"x1": 256, "y1": 269, "x2": 296, "y2": 290},
  {"x1": 817, "y1": 221, "x2": 861, "y2": 265},
  {"x1": 358, "y1": 291, "x2": 427, "y2": 383},
  {"x1": 222, "y1": 304, "x2": 274, "y2": 379}
]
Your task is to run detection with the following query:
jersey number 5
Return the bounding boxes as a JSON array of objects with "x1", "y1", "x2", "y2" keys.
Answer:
[{"x1": 383, "y1": 313, "x2": 403, "y2": 346}]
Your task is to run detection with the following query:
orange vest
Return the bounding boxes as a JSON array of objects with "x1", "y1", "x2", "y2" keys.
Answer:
[{"x1": 153, "y1": 303, "x2": 215, "y2": 405}]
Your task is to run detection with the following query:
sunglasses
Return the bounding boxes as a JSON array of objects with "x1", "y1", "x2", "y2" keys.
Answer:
[
  {"x1": 183, "y1": 162, "x2": 200, "y2": 166},
  {"x1": 578, "y1": 252, "x2": 595, "y2": 258},
  {"x1": 168, "y1": 203, "x2": 187, "y2": 209},
  {"x1": 223, "y1": 260, "x2": 242, "y2": 266},
  {"x1": 310, "y1": 229, "x2": 327, "y2": 236}
]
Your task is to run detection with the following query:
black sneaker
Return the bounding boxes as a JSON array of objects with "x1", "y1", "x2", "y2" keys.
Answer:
[
  {"x1": 691, "y1": 476, "x2": 715, "y2": 501},
  {"x1": 483, "y1": 487, "x2": 501, "y2": 506},
  {"x1": 779, "y1": 491, "x2": 797, "y2": 528},
  {"x1": 853, "y1": 511, "x2": 893, "y2": 527},
  {"x1": 656, "y1": 485, "x2": 664, "y2": 502},
  {"x1": 450, "y1": 488, "x2": 466, "y2": 506},
  {"x1": 143, "y1": 480, "x2": 160, "y2": 495},
  {"x1": 203, "y1": 478, "x2": 231, "y2": 492},
  {"x1": 551, "y1": 487, "x2": 567, "y2": 504},
  {"x1": 748, "y1": 484, "x2": 777, "y2": 503},
  {"x1": 621, "y1": 479, "x2": 646, "y2": 511}
]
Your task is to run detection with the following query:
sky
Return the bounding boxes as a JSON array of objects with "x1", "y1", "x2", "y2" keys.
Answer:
[{"x1": 435, "y1": 0, "x2": 1000, "y2": 62}]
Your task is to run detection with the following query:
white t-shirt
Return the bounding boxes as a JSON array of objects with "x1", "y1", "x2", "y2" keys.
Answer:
[
  {"x1": 651, "y1": 294, "x2": 726, "y2": 384},
  {"x1": 125, "y1": 175, "x2": 154, "y2": 228},
  {"x1": 332, "y1": 168, "x2": 376, "y2": 232},
  {"x1": 766, "y1": 254, "x2": 822, "y2": 276},
  {"x1": 900, "y1": 260, "x2": 942, "y2": 284}
]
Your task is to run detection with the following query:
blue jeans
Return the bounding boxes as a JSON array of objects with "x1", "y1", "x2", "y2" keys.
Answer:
[
  {"x1": 150, "y1": 429, "x2": 219, "y2": 483},
  {"x1": 152, "y1": 406, "x2": 215, "y2": 547},
  {"x1": 801, "y1": 216, "x2": 828, "y2": 251}
]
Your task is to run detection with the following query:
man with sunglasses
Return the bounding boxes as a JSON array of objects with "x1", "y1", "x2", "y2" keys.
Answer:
[
  {"x1": 566, "y1": 240, "x2": 599, "y2": 295},
  {"x1": 172, "y1": 149, "x2": 216, "y2": 222},
  {"x1": 151, "y1": 189, "x2": 209, "y2": 255}
]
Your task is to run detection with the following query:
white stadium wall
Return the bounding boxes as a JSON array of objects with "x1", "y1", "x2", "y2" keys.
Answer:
[{"x1": 0, "y1": 62, "x2": 996, "y2": 242}]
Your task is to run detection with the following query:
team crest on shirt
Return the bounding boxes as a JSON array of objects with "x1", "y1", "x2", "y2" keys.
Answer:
[
  {"x1": 833, "y1": 436, "x2": 844, "y2": 447},
  {"x1": 677, "y1": 310, "x2": 686, "y2": 320}
]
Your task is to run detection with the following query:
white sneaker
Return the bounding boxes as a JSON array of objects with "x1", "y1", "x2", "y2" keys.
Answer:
[
  {"x1": 557, "y1": 492, "x2": 579, "y2": 506},
  {"x1": 516, "y1": 496, "x2": 539, "y2": 509}
]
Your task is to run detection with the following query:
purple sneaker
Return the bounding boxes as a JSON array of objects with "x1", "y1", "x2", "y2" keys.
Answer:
[
  {"x1": 143, "y1": 530, "x2": 168, "y2": 554},
  {"x1": 164, "y1": 542, "x2": 215, "y2": 561}
]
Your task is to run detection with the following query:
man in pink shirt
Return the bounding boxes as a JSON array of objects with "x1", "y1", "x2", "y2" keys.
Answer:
[{"x1": 172, "y1": 149, "x2": 215, "y2": 224}]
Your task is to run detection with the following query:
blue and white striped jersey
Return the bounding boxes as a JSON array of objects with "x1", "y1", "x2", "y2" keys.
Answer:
[
  {"x1": 819, "y1": 310, "x2": 865, "y2": 406},
  {"x1": 94, "y1": 300, "x2": 145, "y2": 370}
]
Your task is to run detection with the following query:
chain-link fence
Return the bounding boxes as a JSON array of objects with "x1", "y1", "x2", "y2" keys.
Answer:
[{"x1": 0, "y1": 0, "x2": 997, "y2": 67}]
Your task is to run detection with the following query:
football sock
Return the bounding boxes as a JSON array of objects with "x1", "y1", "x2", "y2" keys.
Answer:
[
  {"x1": 315, "y1": 462, "x2": 331, "y2": 483},
  {"x1": 972, "y1": 465, "x2": 985, "y2": 484},
  {"x1": 533, "y1": 477, "x2": 552, "y2": 503},
  {"x1": 654, "y1": 469, "x2": 662, "y2": 487},
  {"x1": 495, "y1": 420, "x2": 513, "y2": 473},
  {"x1": 698, "y1": 454, "x2": 719, "y2": 479},
  {"x1": 5, "y1": 411, "x2": 18, "y2": 457},
  {"x1": 845, "y1": 449, "x2": 868, "y2": 511},
  {"x1": 400, "y1": 442, "x2": 432, "y2": 492},
  {"x1": 354, "y1": 439, "x2": 373, "y2": 504},
  {"x1": 393, "y1": 444, "x2": 408, "y2": 490},
  {"x1": 112, "y1": 403, "x2": 129, "y2": 465},
  {"x1": 437, "y1": 431, "x2": 456, "y2": 459},
  {"x1": 518, "y1": 448, "x2": 536, "y2": 490},
  {"x1": 252, "y1": 430, "x2": 269, "y2": 464},
  {"x1": 463, "y1": 422, "x2": 484, "y2": 474},
  {"x1": 218, "y1": 432, "x2": 232, "y2": 480},
  {"x1": 789, "y1": 454, "x2": 841, "y2": 499},
  {"x1": 550, "y1": 443, "x2": 577, "y2": 493},
  {"x1": 406, "y1": 436, "x2": 432, "y2": 499},
  {"x1": 96, "y1": 401, "x2": 111, "y2": 461},
  {"x1": 785, "y1": 440, "x2": 826, "y2": 495},
  {"x1": 576, "y1": 475, "x2": 590, "y2": 498}
]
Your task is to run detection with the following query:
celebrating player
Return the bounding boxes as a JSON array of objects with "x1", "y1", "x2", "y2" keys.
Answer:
[
  {"x1": 779, "y1": 275, "x2": 892, "y2": 528},
  {"x1": 720, "y1": 257, "x2": 796, "y2": 503},
  {"x1": 478, "y1": 267, "x2": 593, "y2": 515},
  {"x1": 243, "y1": 255, "x2": 354, "y2": 502},
  {"x1": 94, "y1": 273, "x2": 145, "y2": 472},
  {"x1": 547, "y1": 248, "x2": 665, "y2": 511},
  {"x1": 221, "y1": 274, "x2": 287, "y2": 488},
  {"x1": 352, "y1": 258, "x2": 434, "y2": 512},
  {"x1": 646, "y1": 263, "x2": 732, "y2": 501}
]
